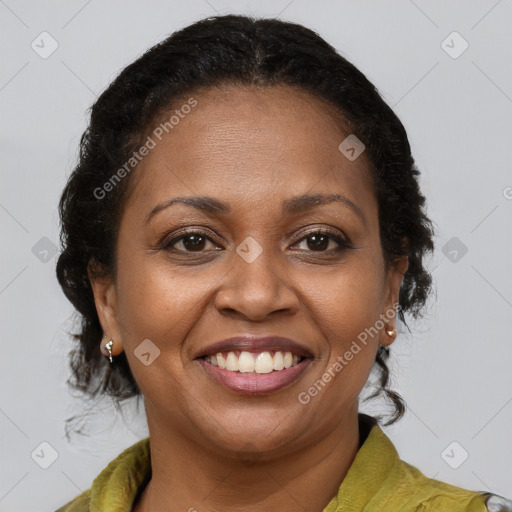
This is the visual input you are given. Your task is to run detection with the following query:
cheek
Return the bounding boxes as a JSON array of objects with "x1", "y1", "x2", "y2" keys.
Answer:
[
  {"x1": 116, "y1": 260, "x2": 207, "y2": 348},
  {"x1": 301, "y1": 254, "x2": 384, "y2": 389},
  {"x1": 113, "y1": 257, "x2": 225, "y2": 427},
  {"x1": 114, "y1": 246, "x2": 233, "y2": 400},
  {"x1": 308, "y1": 248, "x2": 384, "y2": 335}
]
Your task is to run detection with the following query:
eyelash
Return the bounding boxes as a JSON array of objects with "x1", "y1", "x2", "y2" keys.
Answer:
[{"x1": 161, "y1": 228, "x2": 351, "y2": 254}]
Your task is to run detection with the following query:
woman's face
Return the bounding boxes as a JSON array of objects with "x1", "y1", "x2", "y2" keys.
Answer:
[{"x1": 92, "y1": 84, "x2": 406, "y2": 458}]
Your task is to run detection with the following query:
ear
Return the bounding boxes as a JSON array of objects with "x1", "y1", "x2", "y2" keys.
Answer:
[
  {"x1": 87, "y1": 260, "x2": 124, "y2": 357},
  {"x1": 380, "y1": 253, "x2": 409, "y2": 347}
]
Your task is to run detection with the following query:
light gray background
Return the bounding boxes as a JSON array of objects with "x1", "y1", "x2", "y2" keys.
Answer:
[{"x1": 1, "y1": 1, "x2": 511, "y2": 510}]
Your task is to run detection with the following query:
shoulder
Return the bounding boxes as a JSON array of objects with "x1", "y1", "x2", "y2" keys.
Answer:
[
  {"x1": 483, "y1": 493, "x2": 512, "y2": 512},
  {"x1": 355, "y1": 416, "x2": 509, "y2": 511},
  {"x1": 391, "y1": 457, "x2": 512, "y2": 511},
  {"x1": 391, "y1": 450, "x2": 512, "y2": 511},
  {"x1": 55, "y1": 437, "x2": 151, "y2": 512}
]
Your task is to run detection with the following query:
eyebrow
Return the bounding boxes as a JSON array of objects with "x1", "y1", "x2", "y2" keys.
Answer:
[{"x1": 146, "y1": 193, "x2": 365, "y2": 224}]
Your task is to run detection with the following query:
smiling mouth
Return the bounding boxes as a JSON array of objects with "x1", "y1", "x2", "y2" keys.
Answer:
[
  {"x1": 201, "y1": 350, "x2": 307, "y2": 374},
  {"x1": 196, "y1": 336, "x2": 313, "y2": 394}
]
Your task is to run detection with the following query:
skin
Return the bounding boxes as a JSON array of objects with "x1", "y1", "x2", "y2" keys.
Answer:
[{"x1": 90, "y1": 84, "x2": 408, "y2": 512}]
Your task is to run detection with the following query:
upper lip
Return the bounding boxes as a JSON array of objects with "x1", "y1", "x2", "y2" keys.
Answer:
[{"x1": 195, "y1": 336, "x2": 313, "y2": 359}]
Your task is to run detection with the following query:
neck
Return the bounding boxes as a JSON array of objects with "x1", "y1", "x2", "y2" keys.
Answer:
[{"x1": 134, "y1": 404, "x2": 362, "y2": 512}]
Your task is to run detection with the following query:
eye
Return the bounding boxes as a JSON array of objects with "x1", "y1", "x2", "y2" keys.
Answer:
[
  {"x1": 292, "y1": 229, "x2": 350, "y2": 252},
  {"x1": 160, "y1": 228, "x2": 350, "y2": 254},
  {"x1": 162, "y1": 230, "x2": 220, "y2": 252}
]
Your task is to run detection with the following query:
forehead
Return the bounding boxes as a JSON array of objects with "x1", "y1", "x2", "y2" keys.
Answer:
[{"x1": 125, "y1": 84, "x2": 375, "y2": 216}]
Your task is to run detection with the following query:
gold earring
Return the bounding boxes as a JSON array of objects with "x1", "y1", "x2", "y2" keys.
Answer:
[
  {"x1": 385, "y1": 327, "x2": 396, "y2": 337},
  {"x1": 104, "y1": 338, "x2": 114, "y2": 363}
]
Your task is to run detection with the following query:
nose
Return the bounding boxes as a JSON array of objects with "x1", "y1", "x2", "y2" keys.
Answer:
[{"x1": 213, "y1": 242, "x2": 299, "y2": 321}]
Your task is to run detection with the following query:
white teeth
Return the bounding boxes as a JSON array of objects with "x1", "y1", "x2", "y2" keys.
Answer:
[
  {"x1": 208, "y1": 350, "x2": 303, "y2": 373},
  {"x1": 226, "y1": 352, "x2": 238, "y2": 371},
  {"x1": 273, "y1": 351, "x2": 285, "y2": 370},
  {"x1": 217, "y1": 352, "x2": 226, "y2": 369},
  {"x1": 238, "y1": 351, "x2": 255, "y2": 373},
  {"x1": 254, "y1": 352, "x2": 273, "y2": 374}
]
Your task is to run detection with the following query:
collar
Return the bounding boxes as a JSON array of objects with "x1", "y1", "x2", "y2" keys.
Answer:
[{"x1": 323, "y1": 413, "x2": 397, "y2": 510}]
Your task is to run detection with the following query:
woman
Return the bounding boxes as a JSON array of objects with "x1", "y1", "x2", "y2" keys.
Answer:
[{"x1": 55, "y1": 14, "x2": 511, "y2": 512}]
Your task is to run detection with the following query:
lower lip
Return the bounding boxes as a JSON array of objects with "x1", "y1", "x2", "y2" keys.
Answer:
[{"x1": 197, "y1": 358, "x2": 312, "y2": 395}]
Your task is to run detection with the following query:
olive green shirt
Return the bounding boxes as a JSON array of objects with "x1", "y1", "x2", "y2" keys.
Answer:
[{"x1": 56, "y1": 414, "x2": 511, "y2": 511}]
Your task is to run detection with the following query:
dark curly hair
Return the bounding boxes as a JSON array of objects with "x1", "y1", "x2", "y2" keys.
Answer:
[{"x1": 56, "y1": 14, "x2": 434, "y2": 426}]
